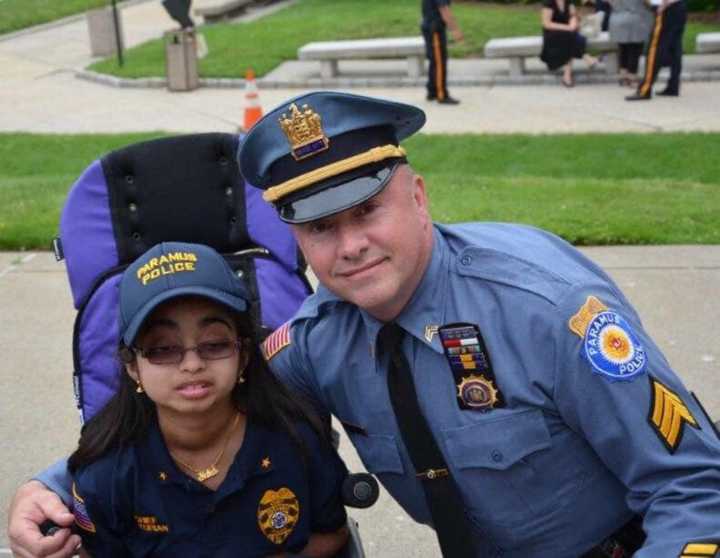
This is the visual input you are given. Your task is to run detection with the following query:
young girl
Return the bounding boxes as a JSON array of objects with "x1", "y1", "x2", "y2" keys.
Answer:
[{"x1": 68, "y1": 241, "x2": 349, "y2": 557}]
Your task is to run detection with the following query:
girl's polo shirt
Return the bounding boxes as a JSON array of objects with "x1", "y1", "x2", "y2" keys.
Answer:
[{"x1": 72, "y1": 417, "x2": 347, "y2": 557}]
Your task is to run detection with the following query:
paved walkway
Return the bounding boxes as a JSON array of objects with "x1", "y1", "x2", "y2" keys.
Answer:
[{"x1": 0, "y1": 3, "x2": 719, "y2": 556}]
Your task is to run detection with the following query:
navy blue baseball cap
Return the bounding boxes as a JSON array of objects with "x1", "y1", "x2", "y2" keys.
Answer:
[
  {"x1": 119, "y1": 242, "x2": 249, "y2": 346},
  {"x1": 238, "y1": 91, "x2": 426, "y2": 223}
]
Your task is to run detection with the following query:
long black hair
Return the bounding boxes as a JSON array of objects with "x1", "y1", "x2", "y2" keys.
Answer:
[{"x1": 68, "y1": 309, "x2": 327, "y2": 472}]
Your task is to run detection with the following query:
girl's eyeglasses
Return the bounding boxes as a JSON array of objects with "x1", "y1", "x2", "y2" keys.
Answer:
[{"x1": 134, "y1": 340, "x2": 242, "y2": 365}]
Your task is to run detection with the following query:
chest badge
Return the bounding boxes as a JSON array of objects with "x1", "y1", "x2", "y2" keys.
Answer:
[
  {"x1": 439, "y1": 323, "x2": 505, "y2": 411},
  {"x1": 457, "y1": 374, "x2": 499, "y2": 410},
  {"x1": 257, "y1": 487, "x2": 300, "y2": 545}
]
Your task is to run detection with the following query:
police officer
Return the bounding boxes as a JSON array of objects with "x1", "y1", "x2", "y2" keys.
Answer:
[
  {"x1": 626, "y1": 0, "x2": 687, "y2": 100},
  {"x1": 8, "y1": 92, "x2": 720, "y2": 558},
  {"x1": 422, "y1": 0, "x2": 464, "y2": 104}
]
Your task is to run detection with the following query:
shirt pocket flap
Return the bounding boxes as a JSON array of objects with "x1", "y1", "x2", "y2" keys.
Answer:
[
  {"x1": 444, "y1": 409, "x2": 551, "y2": 471},
  {"x1": 349, "y1": 432, "x2": 405, "y2": 475}
]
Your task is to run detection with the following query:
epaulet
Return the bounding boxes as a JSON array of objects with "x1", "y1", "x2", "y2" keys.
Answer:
[{"x1": 262, "y1": 321, "x2": 291, "y2": 361}]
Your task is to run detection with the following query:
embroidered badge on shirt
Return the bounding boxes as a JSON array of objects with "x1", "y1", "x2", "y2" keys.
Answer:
[
  {"x1": 439, "y1": 323, "x2": 505, "y2": 411},
  {"x1": 262, "y1": 321, "x2": 291, "y2": 361},
  {"x1": 71, "y1": 483, "x2": 96, "y2": 533},
  {"x1": 257, "y1": 487, "x2": 300, "y2": 545},
  {"x1": 261, "y1": 457, "x2": 272, "y2": 470},
  {"x1": 678, "y1": 541, "x2": 720, "y2": 557},
  {"x1": 570, "y1": 296, "x2": 647, "y2": 382},
  {"x1": 649, "y1": 376, "x2": 700, "y2": 453},
  {"x1": 134, "y1": 515, "x2": 169, "y2": 533},
  {"x1": 569, "y1": 295, "x2": 608, "y2": 338}
]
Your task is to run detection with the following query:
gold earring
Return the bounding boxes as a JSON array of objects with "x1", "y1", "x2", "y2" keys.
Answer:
[
  {"x1": 135, "y1": 380, "x2": 144, "y2": 393},
  {"x1": 237, "y1": 375, "x2": 245, "y2": 384}
]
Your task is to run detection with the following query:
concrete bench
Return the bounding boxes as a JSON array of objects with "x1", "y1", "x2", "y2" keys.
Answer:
[
  {"x1": 298, "y1": 37, "x2": 426, "y2": 79},
  {"x1": 194, "y1": 0, "x2": 253, "y2": 23},
  {"x1": 696, "y1": 32, "x2": 720, "y2": 54},
  {"x1": 484, "y1": 32, "x2": 619, "y2": 76}
]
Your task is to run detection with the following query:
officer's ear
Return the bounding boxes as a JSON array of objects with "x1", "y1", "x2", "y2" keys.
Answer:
[{"x1": 409, "y1": 171, "x2": 430, "y2": 220}]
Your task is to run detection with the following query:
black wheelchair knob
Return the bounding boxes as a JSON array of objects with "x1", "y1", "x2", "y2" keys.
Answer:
[{"x1": 342, "y1": 473, "x2": 379, "y2": 509}]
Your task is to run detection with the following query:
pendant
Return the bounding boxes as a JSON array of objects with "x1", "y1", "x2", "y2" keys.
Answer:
[{"x1": 195, "y1": 465, "x2": 219, "y2": 482}]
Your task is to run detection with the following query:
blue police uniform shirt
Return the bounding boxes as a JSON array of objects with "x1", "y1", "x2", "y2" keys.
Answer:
[
  {"x1": 267, "y1": 222, "x2": 720, "y2": 558},
  {"x1": 71, "y1": 416, "x2": 347, "y2": 557}
]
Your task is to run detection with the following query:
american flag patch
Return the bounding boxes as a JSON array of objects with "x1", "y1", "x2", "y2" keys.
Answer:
[
  {"x1": 262, "y1": 322, "x2": 291, "y2": 361},
  {"x1": 72, "y1": 482, "x2": 96, "y2": 533}
]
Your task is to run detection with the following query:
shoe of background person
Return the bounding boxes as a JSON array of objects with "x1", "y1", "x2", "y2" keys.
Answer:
[
  {"x1": 426, "y1": 94, "x2": 437, "y2": 101},
  {"x1": 657, "y1": 89, "x2": 679, "y2": 97},
  {"x1": 437, "y1": 96, "x2": 460, "y2": 105},
  {"x1": 625, "y1": 93, "x2": 651, "y2": 101}
]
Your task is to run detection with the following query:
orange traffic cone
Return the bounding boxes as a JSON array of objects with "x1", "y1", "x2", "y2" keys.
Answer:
[{"x1": 242, "y1": 68, "x2": 263, "y2": 132}]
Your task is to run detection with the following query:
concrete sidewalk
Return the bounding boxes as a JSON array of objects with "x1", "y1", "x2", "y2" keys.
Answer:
[{"x1": 1, "y1": 248, "x2": 719, "y2": 554}]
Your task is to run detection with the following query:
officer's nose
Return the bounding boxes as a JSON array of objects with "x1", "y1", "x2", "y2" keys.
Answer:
[{"x1": 337, "y1": 223, "x2": 369, "y2": 260}]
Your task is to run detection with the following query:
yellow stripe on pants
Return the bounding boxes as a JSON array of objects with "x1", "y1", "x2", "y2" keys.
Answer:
[
  {"x1": 432, "y1": 31, "x2": 445, "y2": 100},
  {"x1": 639, "y1": 11, "x2": 664, "y2": 97}
]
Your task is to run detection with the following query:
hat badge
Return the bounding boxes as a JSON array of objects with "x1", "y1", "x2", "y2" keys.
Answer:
[{"x1": 278, "y1": 103, "x2": 330, "y2": 161}]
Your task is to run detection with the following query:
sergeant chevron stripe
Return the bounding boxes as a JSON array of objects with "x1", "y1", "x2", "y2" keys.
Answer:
[
  {"x1": 648, "y1": 376, "x2": 699, "y2": 453},
  {"x1": 679, "y1": 541, "x2": 720, "y2": 557}
]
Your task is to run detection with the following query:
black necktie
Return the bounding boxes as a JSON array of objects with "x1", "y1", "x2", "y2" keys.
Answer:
[{"x1": 379, "y1": 323, "x2": 478, "y2": 558}]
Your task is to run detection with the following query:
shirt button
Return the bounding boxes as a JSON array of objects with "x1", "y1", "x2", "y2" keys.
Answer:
[
  {"x1": 461, "y1": 255, "x2": 472, "y2": 266},
  {"x1": 491, "y1": 450, "x2": 503, "y2": 463}
]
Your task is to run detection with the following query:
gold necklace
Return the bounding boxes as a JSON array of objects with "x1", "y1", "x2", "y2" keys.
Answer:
[{"x1": 170, "y1": 412, "x2": 241, "y2": 483}]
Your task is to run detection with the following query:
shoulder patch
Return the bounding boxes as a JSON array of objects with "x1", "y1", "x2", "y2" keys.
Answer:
[
  {"x1": 649, "y1": 376, "x2": 700, "y2": 454},
  {"x1": 72, "y1": 482, "x2": 96, "y2": 533},
  {"x1": 569, "y1": 295, "x2": 608, "y2": 338},
  {"x1": 570, "y1": 296, "x2": 647, "y2": 382},
  {"x1": 678, "y1": 541, "x2": 720, "y2": 557},
  {"x1": 262, "y1": 322, "x2": 291, "y2": 361}
]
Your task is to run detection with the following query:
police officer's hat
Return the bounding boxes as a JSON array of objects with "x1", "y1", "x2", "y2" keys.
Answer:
[
  {"x1": 238, "y1": 91, "x2": 426, "y2": 223},
  {"x1": 120, "y1": 241, "x2": 249, "y2": 346}
]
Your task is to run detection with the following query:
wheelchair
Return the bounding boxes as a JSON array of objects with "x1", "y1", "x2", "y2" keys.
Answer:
[{"x1": 55, "y1": 132, "x2": 378, "y2": 557}]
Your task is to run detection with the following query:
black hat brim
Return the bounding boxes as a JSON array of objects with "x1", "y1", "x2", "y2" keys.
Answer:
[{"x1": 277, "y1": 160, "x2": 402, "y2": 224}]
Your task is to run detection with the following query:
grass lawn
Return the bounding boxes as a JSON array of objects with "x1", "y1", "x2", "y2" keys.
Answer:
[
  {"x1": 1, "y1": 132, "x2": 718, "y2": 250},
  {"x1": 0, "y1": 0, "x2": 129, "y2": 36},
  {"x1": 87, "y1": 0, "x2": 720, "y2": 79}
]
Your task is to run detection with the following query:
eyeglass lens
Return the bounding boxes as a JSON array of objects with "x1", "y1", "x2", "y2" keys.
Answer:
[{"x1": 139, "y1": 340, "x2": 239, "y2": 365}]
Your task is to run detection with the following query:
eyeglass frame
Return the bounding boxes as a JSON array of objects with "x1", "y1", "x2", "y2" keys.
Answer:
[{"x1": 132, "y1": 339, "x2": 244, "y2": 366}]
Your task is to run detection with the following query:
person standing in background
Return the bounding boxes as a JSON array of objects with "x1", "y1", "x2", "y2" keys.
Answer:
[
  {"x1": 626, "y1": 0, "x2": 687, "y2": 99},
  {"x1": 609, "y1": 0, "x2": 654, "y2": 86},
  {"x1": 421, "y1": 0, "x2": 464, "y2": 105}
]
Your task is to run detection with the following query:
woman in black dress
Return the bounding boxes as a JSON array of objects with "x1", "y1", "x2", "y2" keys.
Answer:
[{"x1": 540, "y1": 0, "x2": 598, "y2": 87}]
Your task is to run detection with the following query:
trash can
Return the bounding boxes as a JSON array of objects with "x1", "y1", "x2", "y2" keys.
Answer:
[
  {"x1": 165, "y1": 29, "x2": 199, "y2": 92},
  {"x1": 86, "y1": 7, "x2": 124, "y2": 57}
]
